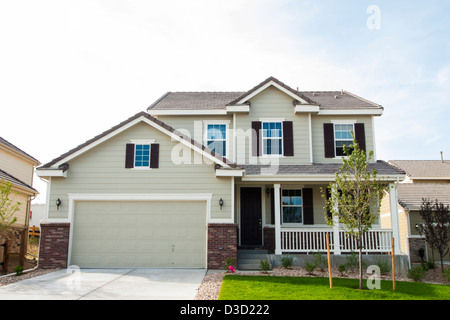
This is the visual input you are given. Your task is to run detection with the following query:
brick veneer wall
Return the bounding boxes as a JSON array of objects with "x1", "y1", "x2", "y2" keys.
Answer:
[
  {"x1": 263, "y1": 226, "x2": 275, "y2": 254},
  {"x1": 208, "y1": 223, "x2": 238, "y2": 269},
  {"x1": 408, "y1": 237, "x2": 427, "y2": 264},
  {"x1": 39, "y1": 222, "x2": 70, "y2": 269}
]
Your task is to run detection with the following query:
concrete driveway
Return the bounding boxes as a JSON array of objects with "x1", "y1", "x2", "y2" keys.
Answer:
[{"x1": 0, "y1": 268, "x2": 206, "y2": 300}]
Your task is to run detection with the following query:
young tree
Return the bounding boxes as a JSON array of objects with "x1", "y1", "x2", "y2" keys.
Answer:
[
  {"x1": 418, "y1": 198, "x2": 450, "y2": 272},
  {"x1": 0, "y1": 179, "x2": 22, "y2": 237},
  {"x1": 322, "y1": 136, "x2": 387, "y2": 290}
]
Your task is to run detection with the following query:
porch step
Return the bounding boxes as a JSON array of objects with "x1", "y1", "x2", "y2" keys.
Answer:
[{"x1": 237, "y1": 249, "x2": 270, "y2": 271}]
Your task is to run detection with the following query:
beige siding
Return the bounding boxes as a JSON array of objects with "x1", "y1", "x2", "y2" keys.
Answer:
[
  {"x1": 48, "y1": 121, "x2": 232, "y2": 221},
  {"x1": 7, "y1": 191, "x2": 29, "y2": 227},
  {"x1": 0, "y1": 148, "x2": 35, "y2": 185},
  {"x1": 311, "y1": 115, "x2": 375, "y2": 163},
  {"x1": 380, "y1": 191, "x2": 409, "y2": 253},
  {"x1": 235, "y1": 86, "x2": 311, "y2": 165}
]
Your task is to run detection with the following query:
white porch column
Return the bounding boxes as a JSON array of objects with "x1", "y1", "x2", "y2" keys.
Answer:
[
  {"x1": 389, "y1": 183, "x2": 401, "y2": 255},
  {"x1": 274, "y1": 184, "x2": 282, "y2": 255},
  {"x1": 331, "y1": 184, "x2": 341, "y2": 255}
]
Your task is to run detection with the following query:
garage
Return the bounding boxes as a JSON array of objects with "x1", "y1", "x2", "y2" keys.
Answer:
[{"x1": 70, "y1": 200, "x2": 207, "y2": 268}]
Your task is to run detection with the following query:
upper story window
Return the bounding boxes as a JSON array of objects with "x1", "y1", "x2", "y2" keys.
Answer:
[
  {"x1": 134, "y1": 144, "x2": 151, "y2": 167},
  {"x1": 334, "y1": 124, "x2": 354, "y2": 156},
  {"x1": 206, "y1": 123, "x2": 227, "y2": 156},
  {"x1": 262, "y1": 122, "x2": 283, "y2": 155}
]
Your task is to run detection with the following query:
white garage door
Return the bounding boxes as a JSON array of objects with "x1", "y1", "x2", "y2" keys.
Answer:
[{"x1": 70, "y1": 200, "x2": 207, "y2": 268}]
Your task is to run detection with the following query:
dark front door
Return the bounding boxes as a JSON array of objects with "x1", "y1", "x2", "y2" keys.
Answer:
[{"x1": 240, "y1": 187, "x2": 262, "y2": 246}]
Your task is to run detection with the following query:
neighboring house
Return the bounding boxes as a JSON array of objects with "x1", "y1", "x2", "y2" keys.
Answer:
[
  {"x1": 36, "y1": 77, "x2": 405, "y2": 270},
  {"x1": 30, "y1": 203, "x2": 46, "y2": 229},
  {"x1": 0, "y1": 137, "x2": 40, "y2": 257},
  {"x1": 381, "y1": 160, "x2": 450, "y2": 265}
]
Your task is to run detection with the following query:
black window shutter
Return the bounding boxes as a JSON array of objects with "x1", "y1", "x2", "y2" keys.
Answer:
[
  {"x1": 125, "y1": 144, "x2": 135, "y2": 168},
  {"x1": 323, "y1": 123, "x2": 335, "y2": 158},
  {"x1": 302, "y1": 188, "x2": 314, "y2": 225},
  {"x1": 251, "y1": 121, "x2": 262, "y2": 157},
  {"x1": 354, "y1": 123, "x2": 366, "y2": 153},
  {"x1": 325, "y1": 187, "x2": 332, "y2": 220},
  {"x1": 283, "y1": 121, "x2": 294, "y2": 156},
  {"x1": 150, "y1": 144, "x2": 160, "y2": 168}
]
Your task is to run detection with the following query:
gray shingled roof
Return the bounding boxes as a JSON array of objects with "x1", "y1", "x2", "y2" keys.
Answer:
[
  {"x1": 0, "y1": 137, "x2": 40, "y2": 164},
  {"x1": 389, "y1": 160, "x2": 450, "y2": 178},
  {"x1": 147, "y1": 77, "x2": 382, "y2": 111},
  {"x1": 240, "y1": 161, "x2": 404, "y2": 176},
  {"x1": 0, "y1": 169, "x2": 38, "y2": 193},
  {"x1": 397, "y1": 183, "x2": 450, "y2": 210},
  {"x1": 149, "y1": 92, "x2": 244, "y2": 110},
  {"x1": 302, "y1": 91, "x2": 381, "y2": 110}
]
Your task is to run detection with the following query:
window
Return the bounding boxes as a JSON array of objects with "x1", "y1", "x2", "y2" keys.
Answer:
[
  {"x1": 262, "y1": 122, "x2": 283, "y2": 155},
  {"x1": 282, "y1": 189, "x2": 302, "y2": 224},
  {"x1": 206, "y1": 124, "x2": 227, "y2": 156},
  {"x1": 134, "y1": 144, "x2": 150, "y2": 167},
  {"x1": 334, "y1": 124, "x2": 354, "y2": 156},
  {"x1": 125, "y1": 142, "x2": 159, "y2": 169}
]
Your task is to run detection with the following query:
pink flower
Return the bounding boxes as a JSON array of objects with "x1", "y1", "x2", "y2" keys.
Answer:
[{"x1": 228, "y1": 265, "x2": 235, "y2": 273}]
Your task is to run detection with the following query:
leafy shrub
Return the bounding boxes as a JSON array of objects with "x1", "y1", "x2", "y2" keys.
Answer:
[
  {"x1": 259, "y1": 259, "x2": 271, "y2": 273},
  {"x1": 375, "y1": 258, "x2": 391, "y2": 275},
  {"x1": 338, "y1": 264, "x2": 347, "y2": 276},
  {"x1": 345, "y1": 251, "x2": 359, "y2": 273},
  {"x1": 280, "y1": 254, "x2": 294, "y2": 269},
  {"x1": 408, "y1": 266, "x2": 426, "y2": 282},
  {"x1": 304, "y1": 261, "x2": 317, "y2": 275},
  {"x1": 14, "y1": 265, "x2": 24, "y2": 276},
  {"x1": 224, "y1": 257, "x2": 236, "y2": 270},
  {"x1": 425, "y1": 260, "x2": 435, "y2": 270},
  {"x1": 313, "y1": 252, "x2": 328, "y2": 272}
]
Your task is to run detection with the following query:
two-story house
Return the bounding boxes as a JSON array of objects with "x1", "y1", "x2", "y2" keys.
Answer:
[
  {"x1": 380, "y1": 160, "x2": 450, "y2": 266},
  {"x1": 0, "y1": 137, "x2": 40, "y2": 261},
  {"x1": 36, "y1": 77, "x2": 405, "y2": 270}
]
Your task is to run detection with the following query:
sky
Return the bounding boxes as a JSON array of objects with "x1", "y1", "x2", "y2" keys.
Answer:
[{"x1": 0, "y1": 0, "x2": 449, "y2": 203}]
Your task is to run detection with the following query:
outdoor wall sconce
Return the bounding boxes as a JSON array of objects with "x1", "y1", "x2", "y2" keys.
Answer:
[
  {"x1": 219, "y1": 198, "x2": 224, "y2": 210},
  {"x1": 266, "y1": 188, "x2": 270, "y2": 198},
  {"x1": 56, "y1": 198, "x2": 62, "y2": 210},
  {"x1": 415, "y1": 224, "x2": 423, "y2": 236}
]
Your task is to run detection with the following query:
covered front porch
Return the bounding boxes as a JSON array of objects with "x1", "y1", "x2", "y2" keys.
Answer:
[{"x1": 236, "y1": 180, "x2": 402, "y2": 256}]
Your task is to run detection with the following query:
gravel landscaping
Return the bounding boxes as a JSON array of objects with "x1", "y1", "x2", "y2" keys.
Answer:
[
  {"x1": 195, "y1": 266, "x2": 449, "y2": 300},
  {"x1": 0, "y1": 268, "x2": 60, "y2": 287}
]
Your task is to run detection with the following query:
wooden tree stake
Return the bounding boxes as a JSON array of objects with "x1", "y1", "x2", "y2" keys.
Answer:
[{"x1": 326, "y1": 233, "x2": 333, "y2": 289}]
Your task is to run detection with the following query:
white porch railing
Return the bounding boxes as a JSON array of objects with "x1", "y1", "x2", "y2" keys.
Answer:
[{"x1": 280, "y1": 228, "x2": 393, "y2": 253}]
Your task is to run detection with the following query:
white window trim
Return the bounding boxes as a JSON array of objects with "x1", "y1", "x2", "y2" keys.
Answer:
[
  {"x1": 332, "y1": 121, "x2": 356, "y2": 159},
  {"x1": 281, "y1": 188, "x2": 303, "y2": 227},
  {"x1": 261, "y1": 120, "x2": 284, "y2": 156},
  {"x1": 203, "y1": 120, "x2": 230, "y2": 157}
]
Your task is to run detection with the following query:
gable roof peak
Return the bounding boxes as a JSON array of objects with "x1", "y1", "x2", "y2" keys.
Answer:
[{"x1": 226, "y1": 76, "x2": 319, "y2": 106}]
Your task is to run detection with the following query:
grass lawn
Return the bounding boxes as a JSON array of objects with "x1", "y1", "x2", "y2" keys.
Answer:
[{"x1": 218, "y1": 275, "x2": 450, "y2": 300}]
